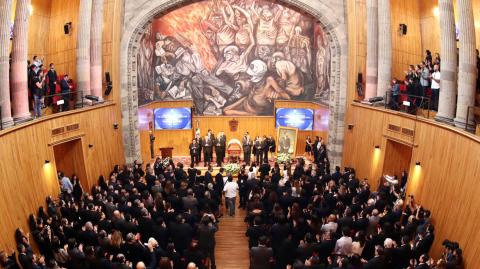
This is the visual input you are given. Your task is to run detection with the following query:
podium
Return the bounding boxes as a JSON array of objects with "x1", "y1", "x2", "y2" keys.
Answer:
[{"x1": 159, "y1": 147, "x2": 173, "y2": 158}]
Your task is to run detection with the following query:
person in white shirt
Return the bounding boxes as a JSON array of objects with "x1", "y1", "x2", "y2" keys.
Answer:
[
  {"x1": 223, "y1": 175, "x2": 239, "y2": 216},
  {"x1": 334, "y1": 227, "x2": 353, "y2": 256},
  {"x1": 430, "y1": 64, "x2": 441, "y2": 111}
]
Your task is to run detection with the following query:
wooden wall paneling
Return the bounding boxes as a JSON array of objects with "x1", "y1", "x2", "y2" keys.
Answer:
[{"x1": 0, "y1": 104, "x2": 124, "y2": 251}]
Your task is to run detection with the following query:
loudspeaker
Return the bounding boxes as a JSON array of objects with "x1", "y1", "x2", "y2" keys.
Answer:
[
  {"x1": 104, "y1": 72, "x2": 113, "y2": 96},
  {"x1": 356, "y1": 72, "x2": 364, "y2": 97},
  {"x1": 399, "y1": 24, "x2": 407, "y2": 35},
  {"x1": 64, "y1": 22, "x2": 72, "y2": 35}
]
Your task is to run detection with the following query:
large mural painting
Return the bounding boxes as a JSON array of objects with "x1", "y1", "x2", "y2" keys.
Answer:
[{"x1": 137, "y1": 0, "x2": 330, "y2": 116}]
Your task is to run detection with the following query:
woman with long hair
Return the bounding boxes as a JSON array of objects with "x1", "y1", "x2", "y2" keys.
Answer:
[{"x1": 305, "y1": 135, "x2": 312, "y2": 159}]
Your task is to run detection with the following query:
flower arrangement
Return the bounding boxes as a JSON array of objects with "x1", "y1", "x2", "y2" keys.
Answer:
[
  {"x1": 224, "y1": 163, "x2": 241, "y2": 175},
  {"x1": 277, "y1": 153, "x2": 291, "y2": 164},
  {"x1": 162, "y1": 157, "x2": 171, "y2": 168}
]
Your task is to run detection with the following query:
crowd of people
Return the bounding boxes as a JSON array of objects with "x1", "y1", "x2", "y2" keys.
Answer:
[
  {"x1": 27, "y1": 56, "x2": 74, "y2": 119},
  {"x1": 389, "y1": 49, "x2": 480, "y2": 114},
  {"x1": 0, "y1": 146, "x2": 465, "y2": 269}
]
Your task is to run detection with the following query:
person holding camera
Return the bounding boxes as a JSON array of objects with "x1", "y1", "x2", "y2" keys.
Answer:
[
  {"x1": 197, "y1": 214, "x2": 218, "y2": 269},
  {"x1": 32, "y1": 69, "x2": 46, "y2": 119}
]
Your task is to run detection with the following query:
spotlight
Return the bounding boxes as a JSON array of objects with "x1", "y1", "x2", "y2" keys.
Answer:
[
  {"x1": 416, "y1": 161, "x2": 421, "y2": 166},
  {"x1": 45, "y1": 160, "x2": 50, "y2": 164},
  {"x1": 88, "y1": 144, "x2": 93, "y2": 148},
  {"x1": 375, "y1": 145, "x2": 380, "y2": 149}
]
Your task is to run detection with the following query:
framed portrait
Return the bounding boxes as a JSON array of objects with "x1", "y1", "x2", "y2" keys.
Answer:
[{"x1": 277, "y1": 126, "x2": 299, "y2": 157}]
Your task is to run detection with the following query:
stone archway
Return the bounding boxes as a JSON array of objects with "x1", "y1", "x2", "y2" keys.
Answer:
[{"x1": 120, "y1": 0, "x2": 348, "y2": 169}]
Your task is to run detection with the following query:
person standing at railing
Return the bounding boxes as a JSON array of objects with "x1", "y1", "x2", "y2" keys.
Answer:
[
  {"x1": 46, "y1": 63, "x2": 57, "y2": 107},
  {"x1": 390, "y1": 78, "x2": 400, "y2": 111},
  {"x1": 430, "y1": 64, "x2": 441, "y2": 111},
  {"x1": 32, "y1": 70, "x2": 45, "y2": 119},
  {"x1": 60, "y1": 74, "x2": 72, "y2": 111}
]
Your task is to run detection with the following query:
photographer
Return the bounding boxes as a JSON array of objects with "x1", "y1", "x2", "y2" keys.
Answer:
[
  {"x1": 197, "y1": 214, "x2": 218, "y2": 269},
  {"x1": 32, "y1": 69, "x2": 46, "y2": 119}
]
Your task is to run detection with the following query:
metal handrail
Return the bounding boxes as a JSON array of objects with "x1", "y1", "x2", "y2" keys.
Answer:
[{"x1": 384, "y1": 90, "x2": 432, "y2": 118}]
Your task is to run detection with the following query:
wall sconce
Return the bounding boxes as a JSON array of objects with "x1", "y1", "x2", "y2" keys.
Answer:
[
  {"x1": 375, "y1": 145, "x2": 380, "y2": 149},
  {"x1": 113, "y1": 123, "x2": 119, "y2": 129},
  {"x1": 416, "y1": 161, "x2": 421, "y2": 166},
  {"x1": 88, "y1": 144, "x2": 94, "y2": 148},
  {"x1": 45, "y1": 160, "x2": 50, "y2": 164},
  {"x1": 348, "y1": 124, "x2": 354, "y2": 130}
]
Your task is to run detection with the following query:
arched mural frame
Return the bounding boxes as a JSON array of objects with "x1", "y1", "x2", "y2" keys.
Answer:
[{"x1": 120, "y1": 0, "x2": 348, "y2": 169}]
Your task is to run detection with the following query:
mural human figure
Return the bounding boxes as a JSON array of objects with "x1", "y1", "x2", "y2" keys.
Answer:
[
  {"x1": 275, "y1": 6, "x2": 301, "y2": 50},
  {"x1": 233, "y1": 5, "x2": 254, "y2": 51},
  {"x1": 251, "y1": 4, "x2": 281, "y2": 59},
  {"x1": 216, "y1": 1, "x2": 238, "y2": 53},
  {"x1": 269, "y1": 51, "x2": 304, "y2": 98},
  {"x1": 138, "y1": 25, "x2": 154, "y2": 104},
  {"x1": 315, "y1": 32, "x2": 330, "y2": 101},
  {"x1": 223, "y1": 59, "x2": 290, "y2": 115},
  {"x1": 287, "y1": 26, "x2": 312, "y2": 79}
]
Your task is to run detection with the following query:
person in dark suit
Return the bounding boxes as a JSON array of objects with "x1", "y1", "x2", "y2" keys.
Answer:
[
  {"x1": 214, "y1": 168, "x2": 225, "y2": 204},
  {"x1": 268, "y1": 135, "x2": 275, "y2": 161},
  {"x1": 363, "y1": 245, "x2": 387, "y2": 269},
  {"x1": 149, "y1": 130, "x2": 155, "y2": 159},
  {"x1": 17, "y1": 244, "x2": 34, "y2": 269},
  {"x1": 262, "y1": 135, "x2": 269, "y2": 163},
  {"x1": 169, "y1": 214, "x2": 193, "y2": 255},
  {"x1": 242, "y1": 132, "x2": 252, "y2": 165},
  {"x1": 197, "y1": 214, "x2": 218, "y2": 269},
  {"x1": 392, "y1": 236, "x2": 412, "y2": 269},
  {"x1": 203, "y1": 134, "x2": 213, "y2": 167},
  {"x1": 312, "y1": 136, "x2": 320, "y2": 163},
  {"x1": 203, "y1": 166, "x2": 213, "y2": 185},
  {"x1": 254, "y1": 136, "x2": 263, "y2": 165},
  {"x1": 249, "y1": 236, "x2": 273, "y2": 269},
  {"x1": 46, "y1": 63, "x2": 57, "y2": 106},
  {"x1": 195, "y1": 135, "x2": 203, "y2": 165},
  {"x1": 215, "y1": 135, "x2": 223, "y2": 167},
  {"x1": 219, "y1": 132, "x2": 226, "y2": 163},
  {"x1": 60, "y1": 74, "x2": 72, "y2": 111},
  {"x1": 189, "y1": 139, "x2": 198, "y2": 165}
]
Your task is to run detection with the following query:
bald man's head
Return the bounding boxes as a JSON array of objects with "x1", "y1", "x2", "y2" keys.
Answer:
[
  {"x1": 136, "y1": 262, "x2": 146, "y2": 269},
  {"x1": 187, "y1": 262, "x2": 198, "y2": 269}
]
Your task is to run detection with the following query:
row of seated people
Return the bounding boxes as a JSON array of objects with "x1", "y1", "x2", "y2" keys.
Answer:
[{"x1": 242, "y1": 162, "x2": 464, "y2": 269}]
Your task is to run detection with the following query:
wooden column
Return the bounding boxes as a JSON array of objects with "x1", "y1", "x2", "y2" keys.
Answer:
[
  {"x1": 435, "y1": 0, "x2": 457, "y2": 124},
  {"x1": 454, "y1": 0, "x2": 477, "y2": 129},
  {"x1": 377, "y1": 0, "x2": 392, "y2": 99},
  {"x1": 365, "y1": 0, "x2": 378, "y2": 99},
  {"x1": 11, "y1": 0, "x2": 31, "y2": 123},
  {"x1": 90, "y1": 0, "x2": 104, "y2": 101},
  {"x1": 0, "y1": 0, "x2": 13, "y2": 127},
  {"x1": 76, "y1": 0, "x2": 93, "y2": 106}
]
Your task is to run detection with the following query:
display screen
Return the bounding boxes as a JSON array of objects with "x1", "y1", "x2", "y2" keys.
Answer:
[
  {"x1": 154, "y1": 107, "x2": 192, "y2": 130},
  {"x1": 276, "y1": 108, "x2": 314, "y2": 130},
  {"x1": 138, "y1": 107, "x2": 153, "y2": 131}
]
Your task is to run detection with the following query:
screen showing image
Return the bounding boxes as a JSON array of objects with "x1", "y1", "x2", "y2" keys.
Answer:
[
  {"x1": 276, "y1": 108, "x2": 314, "y2": 131},
  {"x1": 138, "y1": 107, "x2": 153, "y2": 131},
  {"x1": 154, "y1": 107, "x2": 192, "y2": 130}
]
